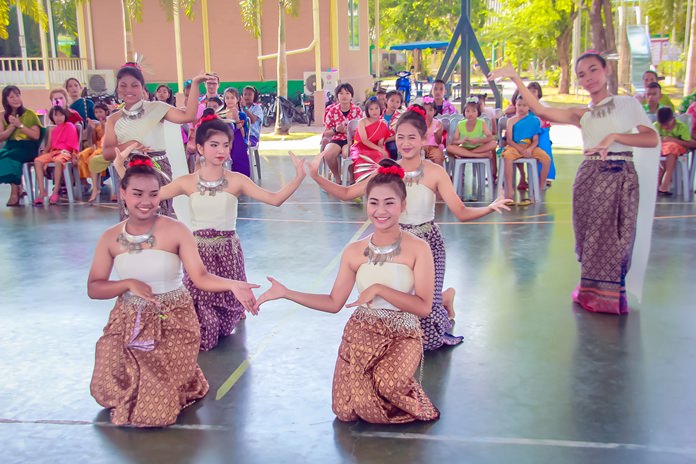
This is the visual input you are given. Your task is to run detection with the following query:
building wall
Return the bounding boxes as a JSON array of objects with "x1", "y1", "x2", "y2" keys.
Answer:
[{"x1": 81, "y1": 0, "x2": 369, "y2": 99}]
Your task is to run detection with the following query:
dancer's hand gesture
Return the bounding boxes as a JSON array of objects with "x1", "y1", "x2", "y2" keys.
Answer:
[
  {"x1": 230, "y1": 281, "x2": 261, "y2": 315},
  {"x1": 127, "y1": 279, "x2": 158, "y2": 305},
  {"x1": 489, "y1": 192, "x2": 513, "y2": 213},
  {"x1": 289, "y1": 151, "x2": 306, "y2": 179},
  {"x1": 345, "y1": 285, "x2": 378, "y2": 308},
  {"x1": 115, "y1": 142, "x2": 142, "y2": 163},
  {"x1": 191, "y1": 72, "x2": 212, "y2": 86},
  {"x1": 584, "y1": 133, "x2": 615, "y2": 161},
  {"x1": 308, "y1": 152, "x2": 324, "y2": 177},
  {"x1": 253, "y1": 277, "x2": 288, "y2": 311},
  {"x1": 487, "y1": 63, "x2": 517, "y2": 82}
]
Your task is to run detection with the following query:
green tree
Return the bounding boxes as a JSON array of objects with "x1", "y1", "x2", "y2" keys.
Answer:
[
  {"x1": 240, "y1": 0, "x2": 299, "y2": 135},
  {"x1": 486, "y1": 0, "x2": 580, "y2": 94}
]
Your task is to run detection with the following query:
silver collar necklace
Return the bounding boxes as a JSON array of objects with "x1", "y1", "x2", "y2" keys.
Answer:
[
  {"x1": 122, "y1": 100, "x2": 145, "y2": 120},
  {"x1": 117, "y1": 221, "x2": 156, "y2": 253},
  {"x1": 364, "y1": 233, "x2": 402, "y2": 266},
  {"x1": 197, "y1": 173, "x2": 228, "y2": 196},
  {"x1": 403, "y1": 162, "x2": 424, "y2": 186}
]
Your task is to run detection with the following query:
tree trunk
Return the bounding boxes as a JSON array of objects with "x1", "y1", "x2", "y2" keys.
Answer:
[
  {"x1": 685, "y1": 0, "x2": 696, "y2": 96},
  {"x1": 275, "y1": 2, "x2": 289, "y2": 135},
  {"x1": 557, "y1": 9, "x2": 578, "y2": 95},
  {"x1": 602, "y1": 0, "x2": 618, "y2": 94},
  {"x1": 122, "y1": 0, "x2": 135, "y2": 62},
  {"x1": 589, "y1": 0, "x2": 618, "y2": 94}
]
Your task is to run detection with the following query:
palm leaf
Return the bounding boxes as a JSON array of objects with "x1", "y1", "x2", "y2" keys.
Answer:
[
  {"x1": 240, "y1": 0, "x2": 262, "y2": 38},
  {"x1": 0, "y1": 0, "x2": 48, "y2": 40}
]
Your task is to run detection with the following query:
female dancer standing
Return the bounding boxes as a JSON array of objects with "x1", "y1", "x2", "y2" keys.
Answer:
[
  {"x1": 87, "y1": 154, "x2": 259, "y2": 427},
  {"x1": 309, "y1": 107, "x2": 510, "y2": 350},
  {"x1": 255, "y1": 160, "x2": 440, "y2": 424},
  {"x1": 116, "y1": 111, "x2": 305, "y2": 351},
  {"x1": 102, "y1": 63, "x2": 210, "y2": 219},
  {"x1": 489, "y1": 54, "x2": 659, "y2": 314}
]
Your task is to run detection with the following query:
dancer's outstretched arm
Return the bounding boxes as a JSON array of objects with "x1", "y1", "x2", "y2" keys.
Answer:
[
  {"x1": 431, "y1": 162, "x2": 511, "y2": 221},
  {"x1": 307, "y1": 152, "x2": 368, "y2": 201},
  {"x1": 237, "y1": 152, "x2": 306, "y2": 206},
  {"x1": 489, "y1": 64, "x2": 585, "y2": 126}
]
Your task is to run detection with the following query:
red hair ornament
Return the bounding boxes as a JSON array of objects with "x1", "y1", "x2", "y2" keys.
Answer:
[
  {"x1": 128, "y1": 158, "x2": 154, "y2": 168},
  {"x1": 377, "y1": 165, "x2": 405, "y2": 178},
  {"x1": 407, "y1": 105, "x2": 426, "y2": 120}
]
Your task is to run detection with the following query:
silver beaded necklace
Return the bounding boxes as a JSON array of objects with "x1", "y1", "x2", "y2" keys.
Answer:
[
  {"x1": 121, "y1": 100, "x2": 145, "y2": 120},
  {"x1": 196, "y1": 173, "x2": 228, "y2": 196},
  {"x1": 403, "y1": 163, "x2": 424, "y2": 186},
  {"x1": 117, "y1": 221, "x2": 156, "y2": 253},
  {"x1": 364, "y1": 233, "x2": 402, "y2": 266}
]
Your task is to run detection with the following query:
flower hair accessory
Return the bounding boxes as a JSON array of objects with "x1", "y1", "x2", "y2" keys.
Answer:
[
  {"x1": 129, "y1": 158, "x2": 154, "y2": 168},
  {"x1": 466, "y1": 96, "x2": 479, "y2": 104},
  {"x1": 196, "y1": 113, "x2": 218, "y2": 127},
  {"x1": 422, "y1": 96, "x2": 434, "y2": 104},
  {"x1": 377, "y1": 165, "x2": 405, "y2": 178},
  {"x1": 407, "y1": 105, "x2": 426, "y2": 119}
]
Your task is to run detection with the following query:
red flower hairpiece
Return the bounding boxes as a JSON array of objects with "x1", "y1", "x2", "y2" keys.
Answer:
[
  {"x1": 407, "y1": 105, "x2": 426, "y2": 120},
  {"x1": 129, "y1": 158, "x2": 154, "y2": 168},
  {"x1": 377, "y1": 165, "x2": 405, "y2": 179},
  {"x1": 121, "y1": 62, "x2": 142, "y2": 71},
  {"x1": 196, "y1": 113, "x2": 218, "y2": 127}
]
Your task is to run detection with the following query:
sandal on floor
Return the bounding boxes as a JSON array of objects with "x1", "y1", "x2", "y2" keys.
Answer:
[
  {"x1": 33, "y1": 198, "x2": 44, "y2": 207},
  {"x1": 49, "y1": 193, "x2": 59, "y2": 205},
  {"x1": 515, "y1": 198, "x2": 533, "y2": 206}
]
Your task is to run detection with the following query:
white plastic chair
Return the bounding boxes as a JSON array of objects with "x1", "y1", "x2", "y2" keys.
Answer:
[{"x1": 497, "y1": 157, "x2": 541, "y2": 203}]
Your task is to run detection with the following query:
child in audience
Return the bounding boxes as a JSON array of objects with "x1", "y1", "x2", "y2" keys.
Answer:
[
  {"x1": 421, "y1": 97, "x2": 445, "y2": 166},
  {"x1": 155, "y1": 84, "x2": 176, "y2": 106},
  {"x1": 446, "y1": 98, "x2": 497, "y2": 178},
  {"x1": 654, "y1": 107, "x2": 696, "y2": 195},
  {"x1": 430, "y1": 79, "x2": 457, "y2": 115},
  {"x1": 527, "y1": 82, "x2": 555, "y2": 186},
  {"x1": 242, "y1": 86, "x2": 264, "y2": 148},
  {"x1": 48, "y1": 88, "x2": 83, "y2": 126},
  {"x1": 501, "y1": 96, "x2": 551, "y2": 201},
  {"x1": 350, "y1": 98, "x2": 390, "y2": 181},
  {"x1": 320, "y1": 83, "x2": 363, "y2": 183},
  {"x1": 375, "y1": 88, "x2": 387, "y2": 113},
  {"x1": 223, "y1": 87, "x2": 251, "y2": 177},
  {"x1": 644, "y1": 82, "x2": 668, "y2": 115},
  {"x1": 78, "y1": 102, "x2": 110, "y2": 201},
  {"x1": 382, "y1": 90, "x2": 403, "y2": 159},
  {"x1": 33, "y1": 106, "x2": 80, "y2": 205}
]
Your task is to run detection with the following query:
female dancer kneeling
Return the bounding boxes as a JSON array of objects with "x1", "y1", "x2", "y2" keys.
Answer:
[
  {"x1": 255, "y1": 160, "x2": 440, "y2": 424},
  {"x1": 309, "y1": 106, "x2": 510, "y2": 350},
  {"x1": 115, "y1": 110, "x2": 305, "y2": 351},
  {"x1": 87, "y1": 155, "x2": 259, "y2": 427}
]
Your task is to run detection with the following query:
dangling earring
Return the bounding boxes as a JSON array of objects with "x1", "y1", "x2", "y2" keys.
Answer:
[{"x1": 123, "y1": 201, "x2": 129, "y2": 216}]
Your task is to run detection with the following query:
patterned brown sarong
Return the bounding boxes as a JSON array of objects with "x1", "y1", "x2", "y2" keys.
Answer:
[
  {"x1": 572, "y1": 153, "x2": 639, "y2": 314},
  {"x1": 332, "y1": 307, "x2": 440, "y2": 424},
  {"x1": 90, "y1": 286, "x2": 209, "y2": 427}
]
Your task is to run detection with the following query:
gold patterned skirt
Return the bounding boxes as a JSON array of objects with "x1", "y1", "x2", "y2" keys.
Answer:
[
  {"x1": 90, "y1": 286, "x2": 209, "y2": 427},
  {"x1": 332, "y1": 307, "x2": 440, "y2": 424}
]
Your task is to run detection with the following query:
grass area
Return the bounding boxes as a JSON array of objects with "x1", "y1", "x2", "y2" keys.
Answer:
[{"x1": 260, "y1": 132, "x2": 318, "y2": 142}]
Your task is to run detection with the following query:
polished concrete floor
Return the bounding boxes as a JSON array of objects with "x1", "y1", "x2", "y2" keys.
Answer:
[{"x1": 2, "y1": 149, "x2": 696, "y2": 464}]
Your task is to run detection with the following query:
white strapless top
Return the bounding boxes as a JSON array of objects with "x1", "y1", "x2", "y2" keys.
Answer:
[
  {"x1": 114, "y1": 249, "x2": 183, "y2": 294},
  {"x1": 400, "y1": 183, "x2": 435, "y2": 225},
  {"x1": 356, "y1": 262, "x2": 415, "y2": 311},
  {"x1": 189, "y1": 191, "x2": 238, "y2": 231}
]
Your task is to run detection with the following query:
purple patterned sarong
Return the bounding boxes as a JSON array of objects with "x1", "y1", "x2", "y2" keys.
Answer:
[
  {"x1": 184, "y1": 229, "x2": 247, "y2": 351},
  {"x1": 400, "y1": 221, "x2": 463, "y2": 350}
]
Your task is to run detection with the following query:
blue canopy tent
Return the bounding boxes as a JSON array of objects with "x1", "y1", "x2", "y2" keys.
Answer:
[{"x1": 389, "y1": 41, "x2": 449, "y2": 51}]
